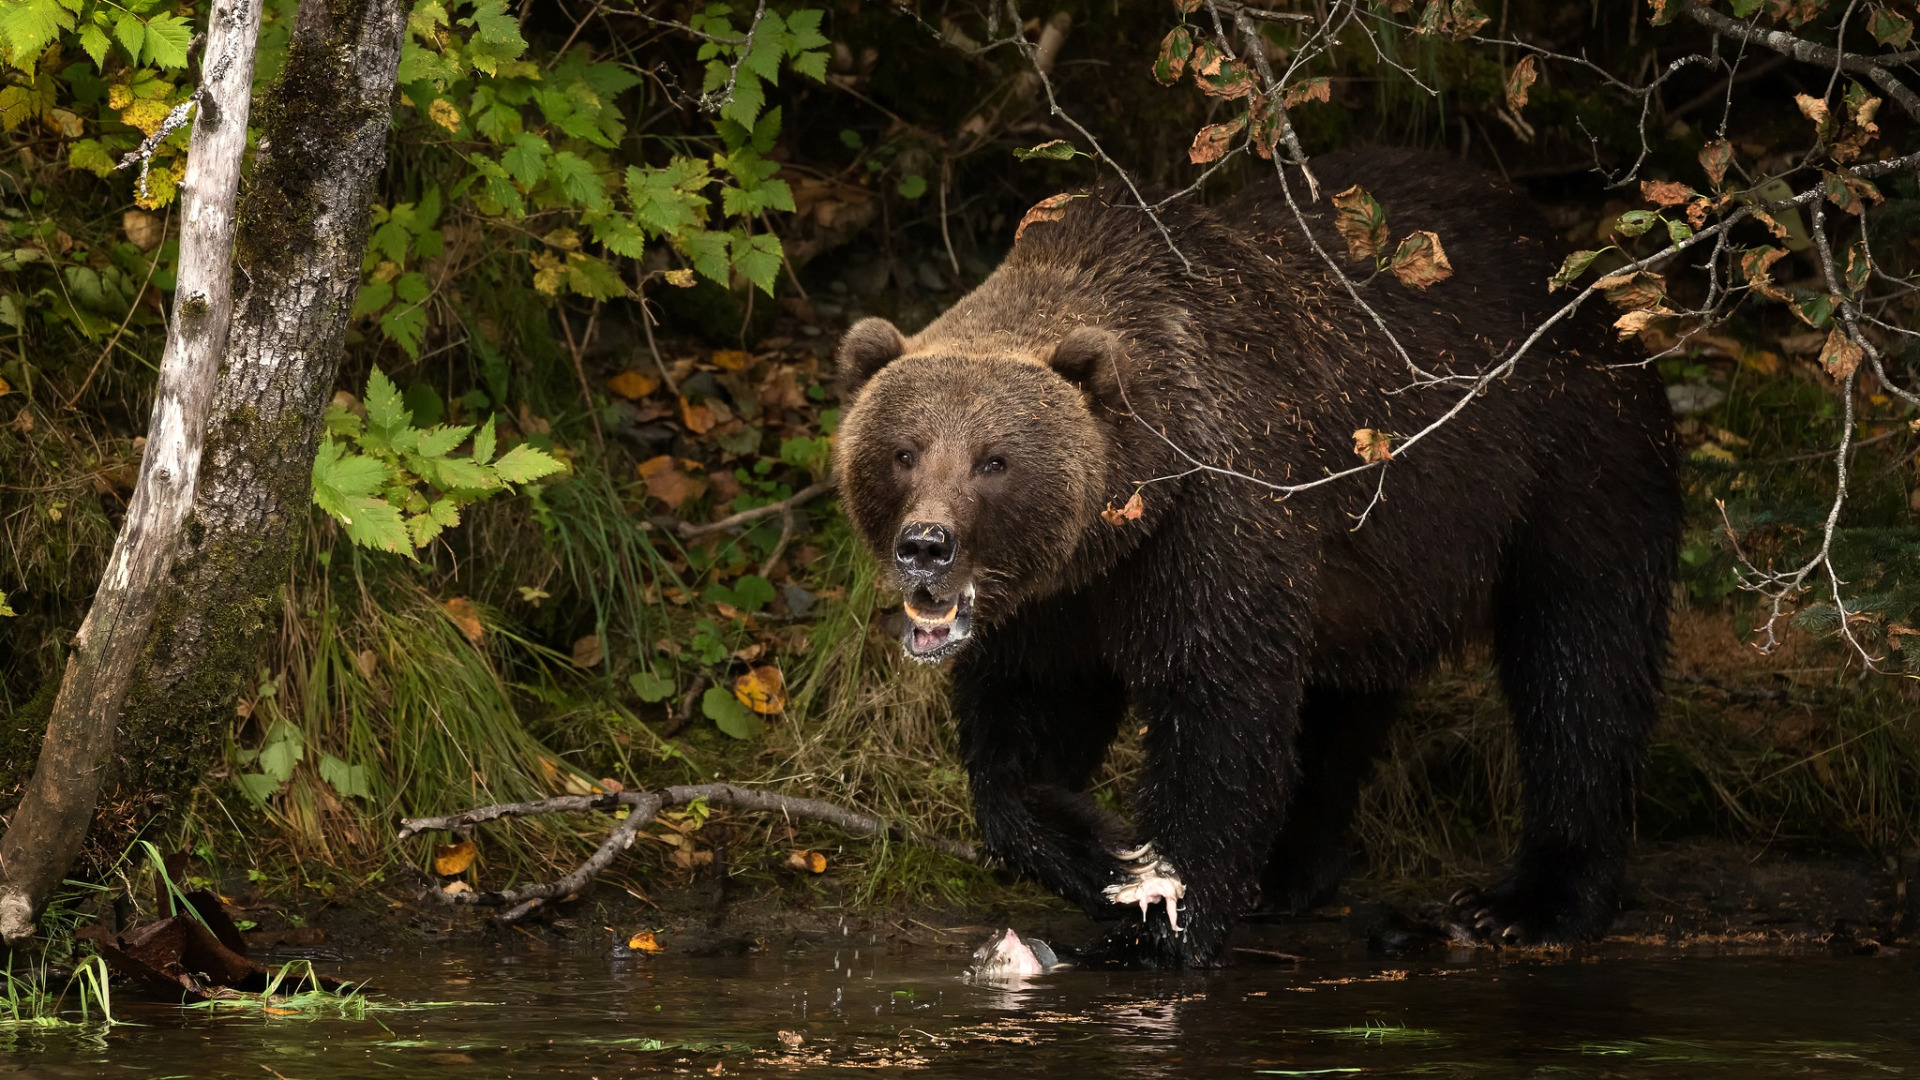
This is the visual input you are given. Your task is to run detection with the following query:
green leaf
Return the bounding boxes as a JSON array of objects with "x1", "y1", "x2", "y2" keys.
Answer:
[
  {"x1": 703, "y1": 686, "x2": 763, "y2": 740},
  {"x1": 112, "y1": 12, "x2": 144, "y2": 59},
  {"x1": 353, "y1": 276, "x2": 394, "y2": 317},
  {"x1": 413, "y1": 423, "x2": 473, "y2": 457},
  {"x1": 318, "y1": 754, "x2": 374, "y2": 800},
  {"x1": 1548, "y1": 249, "x2": 1604, "y2": 292},
  {"x1": 565, "y1": 252, "x2": 626, "y2": 299},
  {"x1": 371, "y1": 218, "x2": 411, "y2": 264},
  {"x1": 406, "y1": 510, "x2": 442, "y2": 547},
  {"x1": 718, "y1": 70, "x2": 765, "y2": 127},
  {"x1": 492, "y1": 443, "x2": 567, "y2": 484},
  {"x1": 258, "y1": 720, "x2": 304, "y2": 783},
  {"x1": 420, "y1": 453, "x2": 495, "y2": 491},
  {"x1": 1012, "y1": 140, "x2": 1084, "y2": 161},
  {"x1": 140, "y1": 12, "x2": 191, "y2": 68},
  {"x1": 1869, "y1": 6, "x2": 1913, "y2": 48},
  {"x1": 0, "y1": 0, "x2": 75, "y2": 66},
  {"x1": 896, "y1": 173, "x2": 927, "y2": 199},
  {"x1": 731, "y1": 574, "x2": 776, "y2": 613},
  {"x1": 501, "y1": 133, "x2": 549, "y2": 185},
  {"x1": 548, "y1": 150, "x2": 608, "y2": 211},
  {"x1": 1666, "y1": 219, "x2": 1693, "y2": 245},
  {"x1": 340, "y1": 495, "x2": 411, "y2": 553},
  {"x1": 729, "y1": 230, "x2": 782, "y2": 295},
  {"x1": 365, "y1": 367, "x2": 409, "y2": 431},
  {"x1": 67, "y1": 139, "x2": 117, "y2": 176},
  {"x1": 78, "y1": 22, "x2": 109, "y2": 67},
  {"x1": 381, "y1": 301, "x2": 429, "y2": 358},
  {"x1": 678, "y1": 229, "x2": 731, "y2": 284},
  {"x1": 237, "y1": 773, "x2": 279, "y2": 803},
  {"x1": 1614, "y1": 209, "x2": 1659, "y2": 237},
  {"x1": 428, "y1": 497, "x2": 461, "y2": 528},
  {"x1": 464, "y1": 0, "x2": 526, "y2": 50},
  {"x1": 589, "y1": 212, "x2": 647, "y2": 258},
  {"x1": 629, "y1": 668, "x2": 674, "y2": 703},
  {"x1": 473, "y1": 415, "x2": 497, "y2": 464}
]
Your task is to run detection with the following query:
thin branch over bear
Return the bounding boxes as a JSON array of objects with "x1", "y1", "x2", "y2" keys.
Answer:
[{"x1": 832, "y1": 146, "x2": 1679, "y2": 969}]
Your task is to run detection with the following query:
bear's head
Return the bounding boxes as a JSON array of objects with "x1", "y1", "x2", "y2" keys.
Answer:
[{"x1": 832, "y1": 317, "x2": 1127, "y2": 662}]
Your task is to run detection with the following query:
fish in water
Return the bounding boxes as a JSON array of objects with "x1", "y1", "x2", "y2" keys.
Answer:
[{"x1": 967, "y1": 927, "x2": 1067, "y2": 982}]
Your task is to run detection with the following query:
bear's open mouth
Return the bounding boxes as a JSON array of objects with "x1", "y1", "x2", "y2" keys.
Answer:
[{"x1": 901, "y1": 582, "x2": 975, "y2": 662}]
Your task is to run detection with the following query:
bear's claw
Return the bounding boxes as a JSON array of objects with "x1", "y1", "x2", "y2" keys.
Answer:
[{"x1": 1104, "y1": 843, "x2": 1186, "y2": 933}]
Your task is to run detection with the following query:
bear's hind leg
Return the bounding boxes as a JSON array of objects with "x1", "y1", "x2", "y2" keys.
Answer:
[
  {"x1": 1460, "y1": 493, "x2": 1673, "y2": 945},
  {"x1": 955, "y1": 655, "x2": 1131, "y2": 914},
  {"x1": 1260, "y1": 688, "x2": 1398, "y2": 915}
]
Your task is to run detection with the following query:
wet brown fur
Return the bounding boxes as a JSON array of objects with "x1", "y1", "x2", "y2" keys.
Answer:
[{"x1": 832, "y1": 146, "x2": 1680, "y2": 968}]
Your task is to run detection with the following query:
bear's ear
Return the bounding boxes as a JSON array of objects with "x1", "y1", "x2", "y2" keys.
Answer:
[
  {"x1": 1047, "y1": 326, "x2": 1127, "y2": 413},
  {"x1": 836, "y1": 318, "x2": 907, "y2": 399}
]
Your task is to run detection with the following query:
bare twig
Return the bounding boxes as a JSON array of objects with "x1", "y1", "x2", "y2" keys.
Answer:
[
  {"x1": 400, "y1": 783, "x2": 983, "y2": 921},
  {"x1": 1687, "y1": 2, "x2": 1920, "y2": 119},
  {"x1": 676, "y1": 480, "x2": 831, "y2": 539}
]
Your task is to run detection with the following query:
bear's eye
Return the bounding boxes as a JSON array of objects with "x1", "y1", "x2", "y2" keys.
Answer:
[
  {"x1": 894, "y1": 449, "x2": 916, "y2": 468},
  {"x1": 979, "y1": 456, "x2": 1007, "y2": 475}
]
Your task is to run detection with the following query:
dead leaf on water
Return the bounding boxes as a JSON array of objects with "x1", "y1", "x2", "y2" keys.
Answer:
[
  {"x1": 778, "y1": 1031, "x2": 805, "y2": 1049},
  {"x1": 628, "y1": 930, "x2": 666, "y2": 953},
  {"x1": 434, "y1": 841, "x2": 477, "y2": 876}
]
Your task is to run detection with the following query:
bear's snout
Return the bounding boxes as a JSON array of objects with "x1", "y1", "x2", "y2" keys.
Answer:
[{"x1": 894, "y1": 521, "x2": 957, "y2": 579}]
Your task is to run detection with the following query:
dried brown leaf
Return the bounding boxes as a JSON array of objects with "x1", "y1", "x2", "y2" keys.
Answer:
[
  {"x1": 442, "y1": 597, "x2": 484, "y2": 644},
  {"x1": 1331, "y1": 185, "x2": 1388, "y2": 262},
  {"x1": 1819, "y1": 327, "x2": 1863, "y2": 380},
  {"x1": 1504, "y1": 55, "x2": 1537, "y2": 113},
  {"x1": 1101, "y1": 491, "x2": 1145, "y2": 526},
  {"x1": 1389, "y1": 231, "x2": 1453, "y2": 289},
  {"x1": 1016, "y1": 193, "x2": 1076, "y2": 241},
  {"x1": 1353, "y1": 428, "x2": 1394, "y2": 463},
  {"x1": 1188, "y1": 116, "x2": 1247, "y2": 164}
]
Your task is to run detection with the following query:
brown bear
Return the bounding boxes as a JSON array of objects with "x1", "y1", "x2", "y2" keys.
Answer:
[{"x1": 831, "y1": 146, "x2": 1679, "y2": 969}]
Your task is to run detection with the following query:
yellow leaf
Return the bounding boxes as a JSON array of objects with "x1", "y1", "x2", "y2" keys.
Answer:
[
  {"x1": 0, "y1": 375, "x2": 10, "y2": 398},
  {"x1": 664, "y1": 268, "x2": 696, "y2": 287},
  {"x1": 785, "y1": 850, "x2": 828, "y2": 873},
  {"x1": 710, "y1": 349, "x2": 752, "y2": 371},
  {"x1": 734, "y1": 665, "x2": 786, "y2": 714},
  {"x1": 606, "y1": 370, "x2": 659, "y2": 400},
  {"x1": 1101, "y1": 491, "x2": 1145, "y2": 526},
  {"x1": 434, "y1": 840, "x2": 477, "y2": 876},
  {"x1": 442, "y1": 880, "x2": 472, "y2": 895},
  {"x1": 119, "y1": 98, "x2": 173, "y2": 137},
  {"x1": 442, "y1": 597, "x2": 484, "y2": 644},
  {"x1": 679, "y1": 396, "x2": 718, "y2": 435},
  {"x1": 1352, "y1": 428, "x2": 1394, "y2": 463},
  {"x1": 428, "y1": 98, "x2": 461, "y2": 132},
  {"x1": 628, "y1": 930, "x2": 666, "y2": 953}
]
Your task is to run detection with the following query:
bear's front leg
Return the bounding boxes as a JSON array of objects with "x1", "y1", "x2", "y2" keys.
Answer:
[
  {"x1": 954, "y1": 649, "x2": 1132, "y2": 912},
  {"x1": 1081, "y1": 674, "x2": 1301, "y2": 969}
]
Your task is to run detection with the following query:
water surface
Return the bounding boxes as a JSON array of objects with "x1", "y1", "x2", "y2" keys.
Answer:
[{"x1": 5, "y1": 936, "x2": 1914, "y2": 1077}]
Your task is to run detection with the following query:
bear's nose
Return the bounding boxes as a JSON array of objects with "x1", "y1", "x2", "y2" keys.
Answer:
[{"x1": 894, "y1": 522, "x2": 956, "y2": 577}]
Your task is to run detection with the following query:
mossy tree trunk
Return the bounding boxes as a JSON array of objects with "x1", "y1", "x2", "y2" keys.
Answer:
[
  {"x1": 0, "y1": 0, "x2": 263, "y2": 942},
  {"x1": 103, "y1": 0, "x2": 408, "y2": 879}
]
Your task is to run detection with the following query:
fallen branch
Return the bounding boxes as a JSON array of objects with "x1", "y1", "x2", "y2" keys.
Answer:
[
  {"x1": 400, "y1": 783, "x2": 983, "y2": 922},
  {"x1": 676, "y1": 480, "x2": 832, "y2": 539}
]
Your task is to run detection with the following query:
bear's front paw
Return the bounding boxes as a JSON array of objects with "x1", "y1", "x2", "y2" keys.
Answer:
[
  {"x1": 1103, "y1": 843, "x2": 1186, "y2": 933},
  {"x1": 1445, "y1": 879, "x2": 1614, "y2": 947}
]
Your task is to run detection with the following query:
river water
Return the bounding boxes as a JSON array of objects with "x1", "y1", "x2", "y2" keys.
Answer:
[{"x1": 5, "y1": 934, "x2": 1916, "y2": 1077}]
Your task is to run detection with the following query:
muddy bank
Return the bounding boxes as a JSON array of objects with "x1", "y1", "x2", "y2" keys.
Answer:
[{"x1": 252, "y1": 837, "x2": 1911, "y2": 968}]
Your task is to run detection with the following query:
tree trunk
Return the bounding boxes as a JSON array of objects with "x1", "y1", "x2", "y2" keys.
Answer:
[
  {"x1": 105, "y1": 0, "x2": 409, "y2": 844},
  {"x1": 0, "y1": 0, "x2": 261, "y2": 942}
]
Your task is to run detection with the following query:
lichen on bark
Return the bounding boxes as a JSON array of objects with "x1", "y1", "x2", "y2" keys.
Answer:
[{"x1": 106, "y1": 0, "x2": 409, "y2": 853}]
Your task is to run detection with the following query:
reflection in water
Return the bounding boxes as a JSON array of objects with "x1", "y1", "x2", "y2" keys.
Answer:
[{"x1": 4, "y1": 941, "x2": 1918, "y2": 1078}]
